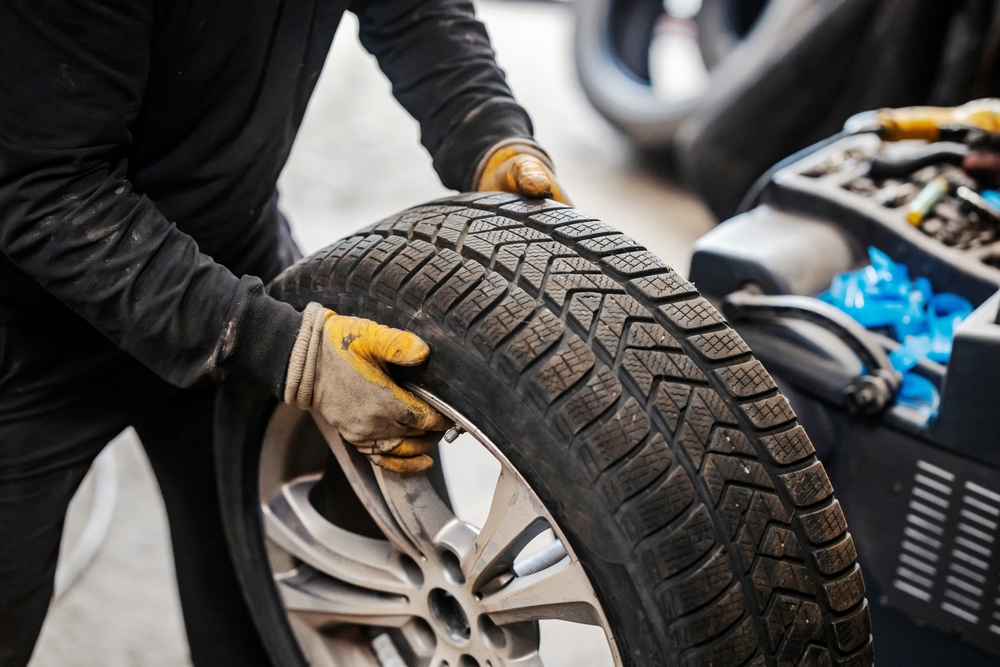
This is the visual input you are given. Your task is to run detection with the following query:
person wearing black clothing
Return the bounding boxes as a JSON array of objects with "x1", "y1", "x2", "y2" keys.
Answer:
[{"x1": 0, "y1": 0, "x2": 566, "y2": 664}]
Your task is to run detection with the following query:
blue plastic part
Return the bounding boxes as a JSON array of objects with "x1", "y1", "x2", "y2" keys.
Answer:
[
  {"x1": 982, "y1": 189, "x2": 1000, "y2": 211},
  {"x1": 819, "y1": 247, "x2": 972, "y2": 425}
]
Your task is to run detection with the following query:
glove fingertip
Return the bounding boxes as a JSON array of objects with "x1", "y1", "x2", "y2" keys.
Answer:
[
  {"x1": 371, "y1": 454, "x2": 434, "y2": 473},
  {"x1": 386, "y1": 331, "x2": 431, "y2": 366}
]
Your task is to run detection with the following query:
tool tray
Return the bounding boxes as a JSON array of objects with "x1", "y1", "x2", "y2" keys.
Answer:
[{"x1": 690, "y1": 134, "x2": 1000, "y2": 665}]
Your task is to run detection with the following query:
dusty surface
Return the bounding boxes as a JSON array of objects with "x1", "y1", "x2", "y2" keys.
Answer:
[{"x1": 28, "y1": 2, "x2": 713, "y2": 665}]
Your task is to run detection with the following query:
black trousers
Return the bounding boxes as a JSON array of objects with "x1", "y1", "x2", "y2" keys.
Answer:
[{"x1": 0, "y1": 212, "x2": 300, "y2": 667}]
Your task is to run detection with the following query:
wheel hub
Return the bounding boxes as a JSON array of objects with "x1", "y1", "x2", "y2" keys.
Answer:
[{"x1": 428, "y1": 588, "x2": 471, "y2": 645}]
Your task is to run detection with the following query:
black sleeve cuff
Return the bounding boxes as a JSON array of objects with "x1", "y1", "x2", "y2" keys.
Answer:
[
  {"x1": 433, "y1": 99, "x2": 535, "y2": 191},
  {"x1": 221, "y1": 278, "x2": 302, "y2": 397}
]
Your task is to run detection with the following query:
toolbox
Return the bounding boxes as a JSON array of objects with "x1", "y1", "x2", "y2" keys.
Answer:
[{"x1": 690, "y1": 132, "x2": 1000, "y2": 665}]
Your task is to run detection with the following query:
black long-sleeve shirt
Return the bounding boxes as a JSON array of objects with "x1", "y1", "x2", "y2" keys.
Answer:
[{"x1": 0, "y1": 0, "x2": 533, "y2": 395}]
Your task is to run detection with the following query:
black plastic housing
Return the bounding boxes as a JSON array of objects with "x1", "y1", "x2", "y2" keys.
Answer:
[{"x1": 691, "y1": 134, "x2": 1000, "y2": 665}]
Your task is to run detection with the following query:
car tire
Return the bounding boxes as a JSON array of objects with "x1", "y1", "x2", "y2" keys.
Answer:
[{"x1": 215, "y1": 192, "x2": 874, "y2": 666}]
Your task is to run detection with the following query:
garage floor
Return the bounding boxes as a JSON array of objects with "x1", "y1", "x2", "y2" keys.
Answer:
[{"x1": 27, "y1": 2, "x2": 714, "y2": 665}]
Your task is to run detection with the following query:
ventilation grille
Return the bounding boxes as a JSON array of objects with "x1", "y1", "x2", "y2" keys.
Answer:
[{"x1": 892, "y1": 460, "x2": 1000, "y2": 639}]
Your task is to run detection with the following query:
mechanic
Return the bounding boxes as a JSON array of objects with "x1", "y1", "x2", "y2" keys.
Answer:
[{"x1": 0, "y1": 1, "x2": 567, "y2": 664}]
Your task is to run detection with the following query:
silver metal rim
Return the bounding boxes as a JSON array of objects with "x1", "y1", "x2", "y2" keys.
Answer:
[{"x1": 258, "y1": 387, "x2": 623, "y2": 667}]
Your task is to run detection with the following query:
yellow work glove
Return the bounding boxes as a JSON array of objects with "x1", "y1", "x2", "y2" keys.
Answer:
[
  {"x1": 473, "y1": 139, "x2": 571, "y2": 205},
  {"x1": 284, "y1": 303, "x2": 452, "y2": 473},
  {"x1": 870, "y1": 98, "x2": 1000, "y2": 142}
]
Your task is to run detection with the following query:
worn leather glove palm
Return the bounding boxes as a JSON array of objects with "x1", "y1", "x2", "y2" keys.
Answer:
[
  {"x1": 474, "y1": 139, "x2": 571, "y2": 205},
  {"x1": 284, "y1": 303, "x2": 451, "y2": 473}
]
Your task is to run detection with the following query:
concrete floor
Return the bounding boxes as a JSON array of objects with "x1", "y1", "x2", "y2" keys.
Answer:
[{"x1": 28, "y1": 2, "x2": 714, "y2": 665}]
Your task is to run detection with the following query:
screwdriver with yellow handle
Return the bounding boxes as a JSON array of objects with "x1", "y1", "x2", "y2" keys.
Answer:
[{"x1": 845, "y1": 98, "x2": 1000, "y2": 142}]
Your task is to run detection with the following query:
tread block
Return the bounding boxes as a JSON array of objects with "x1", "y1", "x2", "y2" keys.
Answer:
[
  {"x1": 545, "y1": 273, "x2": 622, "y2": 310},
  {"x1": 555, "y1": 365, "x2": 622, "y2": 437},
  {"x1": 688, "y1": 328, "x2": 751, "y2": 361},
  {"x1": 622, "y1": 349, "x2": 707, "y2": 399},
  {"x1": 751, "y1": 558, "x2": 816, "y2": 608},
  {"x1": 601, "y1": 250, "x2": 668, "y2": 278},
  {"x1": 369, "y1": 213, "x2": 402, "y2": 235},
  {"x1": 390, "y1": 205, "x2": 460, "y2": 237},
  {"x1": 834, "y1": 640, "x2": 873, "y2": 667},
  {"x1": 810, "y1": 534, "x2": 858, "y2": 576},
  {"x1": 829, "y1": 599, "x2": 871, "y2": 653},
  {"x1": 659, "y1": 547, "x2": 734, "y2": 618},
  {"x1": 330, "y1": 234, "x2": 383, "y2": 290},
  {"x1": 373, "y1": 240, "x2": 435, "y2": 301},
  {"x1": 467, "y1": 192, "x2": 522, "y2": 207},
  {"x1": 766, "y1": 596, "x2": 823, "y2": 664},
  {"x1": 668, "y1": 581, "x2": 746, "y2": 648},
  {"x1": 684, "y1": 387, "x2": 735, "y2": 445},
  {"x1": 400, "y1": 249, "x2": 463, "y2": 311},
  {"x1": 576, "y1": 233, "x2": 644, "y2": 257},
  {"x1": 714, "y1": 360, "x2": 778, "y2": 398},
  {"x1": 628, "y1": 272, "x2": 698, "y2": 303},
  {"x1": 603, "y1": 433, "x2": 672, "y2": 503},
  {"x1": 799, "y1": 646, "x2": 833, "y2": 667},
  {"x1": 468, "y1": 215, "x2": 522, "y2": 234},
  {"x1": 592, "y1": 293, "x2": 650, "y2": 358},
  {"x1": 567, "y1": 292, "x2": 603, "y2": 334},
  {"x1": 743, "y1": 491, "x2": 792, "y2": 542},
  {"x1": 497, "y1": 198, "x2": 568, "y2": 220},
  {"x1": 313, "y1": 236, "x2": 363, "y2": 291},
  {"x1": 820, "y1": 564, "x2": 865, "y2": 613},
  {"x1": 412, "y1": 219, "x2": 442, "y2": 242},
  {"x1": 518, "y1": 241, "x2": 576, "y2": 295},
  {"x1": 626, "y1": 321, "x2": 680, "y2": 349},
  {"x1": 552, "y1": 220, "x2": 618, "y2": 242},
  {"x1": 718, "y1": 486, "x2": 755, "y2": 538},
  {"x1": 425, "y1": 261, "x2": 486, "y2": 320},
  {"x1": 583, "y1": 397, "x2": 650, "y2": 472},
  {"x1": 643, "y1": 505, "x2": 716, "y2": 580},
  {"x1": 461, "y1": 229, "x2": 523, "y2": 265},
  {"x1": 526, "y1": 207, "x2": 597, "y2": 231},
  {"x1": 296, "y1": 253, "x2": 328, "y2": 293},
  {"x1": 494, "y1": 243, "x2": 526, "y2": 279},
  {"x1": 652, "y1": 381, "x2": 693, "y2": 433},
  {"x1": 470, "y1": 286, "x2": 535, "y2": 351},
  {"x1": 447, "y1": 271, "x2": 508, "y2": 333},
  {"x1": 659, "y1": 297, "x2": 726, "y2": 331},
  {"x1": 682, "y1": 616, "x2": 758, "y2": 667},
  {"x1": 795, "y1": 501, "x2": 849, "y2": 545},
  {"x1": 741, "y1": 395, "x2": 796, "y2": 430},
  {"x1": 674, "y1": 388, "x2": 734, "y2": 469},
  {"x1": 759, "y1": 525, "x2": 803, "y2": 560},
  {"x1": 779, "y1": 461, "x2": 834, "y2": 508},
  {"x1": 707, "y1": 428, "x2": 756, "y2": 456},
  {"x1": 550, "y1": 256, "x2": 601, "y2": 273},
  {"x1": 760, "y1": 427, "x2": 816, "y2": 466},
  {"x1": 701, "y1": 454, "x2": 774, "y2": 504},
  {"x1": 499, "y1": 309, "x2": 564, "y2": 375},
  {"x1": 527, "y1": 334, "x2": 595, "y2": 407},
  {"x1": 623, "y1": 465, "x2": 695, "y2": 540}
]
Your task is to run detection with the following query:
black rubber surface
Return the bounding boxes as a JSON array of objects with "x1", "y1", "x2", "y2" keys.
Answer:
[{"x1": 217, "y1": 192, "x2": 874, "y2": 666}]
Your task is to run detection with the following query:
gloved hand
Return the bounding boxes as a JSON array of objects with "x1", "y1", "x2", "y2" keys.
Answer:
[
  {"x1": 474, "y1": 139, "x2": 571, "y2": 205},
  {"x1": 284, "y1": 303, "x2": 452, "y2": 473},
  {"x1": 846, "y1": 98, "x2": 1000, "y2": 142}
]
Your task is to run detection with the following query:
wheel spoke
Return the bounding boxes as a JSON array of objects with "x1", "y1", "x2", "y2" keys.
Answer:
[
  {"x1": 480, "y1": 558, "x2": 602, "y2": 626},
  {"x1": 263, "y1": 476, "x2": 417, "y2": 595},
  {"x1": 373, "y1": 465, "x2": 477, "y2": 564},
  {"x1": 277, "y1": 565, "x2": 415, "y2": 628},
  {"x1": 463, "y1": 468, "x2": 549, "y2": 588},
  {"x1": 311, "y1": 411, "x2": 423, "y2": 560}
]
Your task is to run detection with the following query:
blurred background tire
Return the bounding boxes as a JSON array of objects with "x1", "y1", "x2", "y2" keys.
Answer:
[{"x1": 575, "y1": 0, "x2": 1000, "y2": 219}]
